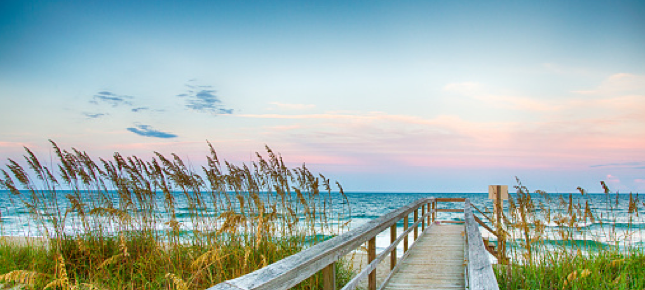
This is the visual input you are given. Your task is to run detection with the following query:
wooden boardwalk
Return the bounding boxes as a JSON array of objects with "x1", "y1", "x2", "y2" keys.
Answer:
[
  {"x1": 381, "y1": 224, "x2": 465, "y2": 290},
  {"x1": 208, "y1": 198, "x2": 499, "y2": 290}
]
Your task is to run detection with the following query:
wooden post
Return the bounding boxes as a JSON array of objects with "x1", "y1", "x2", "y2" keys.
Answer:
[
  {"x1": 322, "y1": 262, "x2": 336, "y2": 290},
  {"x1": 413, "y1": 209, "x2": 418, "y2": 240},
  {"x1": 432, "y1": 201, "x2": 436, "y2": 222},
  {"x1": 390, "y1": 224, "x2": 397, "y2": 270},
  {"x1": 427, "y1": 202, "x2": 431, "y2": 225},
  {"x1": 421, "y1": 204, "x2": 426, "y2": 231},
  {"x1": 489, "y1": 185, "x2": 508, "y2": 265},
  {"x1": 496, "y1": 185, "x2": 505, "y2": 265},
  {"x1": 403, "y1": 215, "x2": 409, "y2": 253},
  {"x1": 368, "y1": 237, "x2": 376, "y2": 290}
]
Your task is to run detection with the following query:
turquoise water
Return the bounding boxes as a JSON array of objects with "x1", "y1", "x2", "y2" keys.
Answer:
[{"x1": 2, "y1": 190, "x2": 644, "y2": 256}]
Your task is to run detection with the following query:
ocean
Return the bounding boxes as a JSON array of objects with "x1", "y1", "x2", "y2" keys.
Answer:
[{"x1": 2, "y1": 191, "x2": 644, "y2": 258}]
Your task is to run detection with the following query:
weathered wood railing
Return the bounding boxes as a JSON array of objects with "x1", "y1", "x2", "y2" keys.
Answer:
[
  {"x1": 470, "y1": 203, "x2": 509, "y2": 262},
  {"x1": 208, "y1": 197, "x2": 499, "y2": 290},
  {"x1": 207, "y1": 198, "x2": 436, "y2": 290},
  {"x1": 464, "y1": 199, "x2": 499, "y2": 290}
]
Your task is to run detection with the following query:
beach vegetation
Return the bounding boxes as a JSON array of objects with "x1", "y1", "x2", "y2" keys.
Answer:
[
  {"x1": 491, "y1": 178, "x2": 645, "y2": 289},
  {"x1": 0, "y1": 141, "x2": 352, "y2": 289}
]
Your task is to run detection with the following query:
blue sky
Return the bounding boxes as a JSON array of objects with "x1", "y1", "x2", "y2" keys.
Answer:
[{"x1": 1, "y1": 0, "x2": 644, "y2": 192}]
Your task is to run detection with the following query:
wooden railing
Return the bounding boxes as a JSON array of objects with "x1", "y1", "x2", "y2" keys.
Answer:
[
  {"x1": 465, "y1": 199, "x2": 499, "y2": 290},
  {"x1": 207, "y1": 198, "x2": 435, "y2": 290},
  {"x1": 208, "y1": 197, "x2": 499, "y2": 290}
]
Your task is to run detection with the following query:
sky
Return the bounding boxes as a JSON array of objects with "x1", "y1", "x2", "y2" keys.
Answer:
[{"x1": 1, "y1": 0, "x2": 644, "y2": 193}]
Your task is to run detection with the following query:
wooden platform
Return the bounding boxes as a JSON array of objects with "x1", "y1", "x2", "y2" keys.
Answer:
[
  {"x1": 381, "y1": 223, "x2": 465, "y2": 290},
  {"x1": 208, "y1": 198, "x2": 498, "y2": 290}
]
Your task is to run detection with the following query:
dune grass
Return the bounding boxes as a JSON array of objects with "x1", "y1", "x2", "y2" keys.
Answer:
[
  {"x1": 0, "y1": 141, "x2": 353, "y2": 289},
  {"x1": 496, "y1": 248, "x2": 645, "y2": 290},
  {"x1": 492, "y1": 178, "x2": 645, "y2": 289}
]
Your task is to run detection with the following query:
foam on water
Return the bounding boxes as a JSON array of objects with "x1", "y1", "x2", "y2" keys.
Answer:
[{"x1": 2, "y1": 191, "x2": 645, "y2": 254}]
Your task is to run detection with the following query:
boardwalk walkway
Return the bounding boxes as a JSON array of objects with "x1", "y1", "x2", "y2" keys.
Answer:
[
  {"x1": 208, "y1": 198, "x2": 498, "y2": 290},
  {"x1": 382, "y1": 224, "x2": 465, "y2": 290}
]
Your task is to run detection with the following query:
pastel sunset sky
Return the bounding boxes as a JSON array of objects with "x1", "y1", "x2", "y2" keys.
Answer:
[{"x1": 1, "y1": 1, "x2": 644, "y2": 193}]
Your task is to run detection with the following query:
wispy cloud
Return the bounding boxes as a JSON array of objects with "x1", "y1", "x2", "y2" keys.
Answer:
[
  {"x1": 542, "y1": 63, "x2": 594, "y2": 76},
  {"x1": 83, "y1": 112, "x2": 106, "y2": 119},
  {"x1": 268, "y1": 102, "x2": 316, "y2": 110},
  {"x1": 127, "y1": 124, "x2": 178, "y2": 139},
  {"x1": 131, "y1": 107, "x2": 149, "y2": 112},
  {"x1": 591, "y1": 161, "x2": 645, "y2": 168},
  {"x1": 91, "y1": 91, "x2": 134, "y2": 107},
  {"x1": 443, "y1": 82, "x2": 558, "y2": 112},
  {"x1": 573, "y1": 73, "x2": 645, "y2": 96},
  {"x1": 606, "y1": 174, "x2": 621, "y2": 184},
  {"x1": 177, "y1": 81, "x2": 233, "y2": 115}
]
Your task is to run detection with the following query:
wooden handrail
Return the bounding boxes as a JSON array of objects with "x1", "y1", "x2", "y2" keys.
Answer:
[
  {"x1": 437, "y1": 208, "x2": 464, "y2": 213},
  {"x1": 464, "y1": 199, "x2": 499, "y2": 290},
  {"x1": 435, "y1": 198, "x2": 466, "y2": 202},
  {"x1": 474, "y1": 214, "x2": 497, "y2": 237},
  {"x1": 341, "y1": 209, "x2": 434, "y2": 290},
  {"x1": 207, "y1": 198, "x2": 435, "y2": 290}
]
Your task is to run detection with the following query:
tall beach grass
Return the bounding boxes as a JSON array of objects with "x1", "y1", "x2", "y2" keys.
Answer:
[
  {"x1": 0, "y1": 141, "x2": 352, "y2": 289},
  {"x1": 492, "y1": 178, "x2": 645, "y2": 289}
]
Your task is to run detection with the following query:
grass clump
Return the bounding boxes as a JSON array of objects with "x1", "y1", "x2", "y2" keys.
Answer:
[
  {"x1": 496, "y1": 249, "x2": 645, "y2": 289},
  {"x1": 489, "y1": 178, "x2": 645, "y2": 289},
  {"x1": 0, "y1": 141, "x2": 352, "y2": 289}
]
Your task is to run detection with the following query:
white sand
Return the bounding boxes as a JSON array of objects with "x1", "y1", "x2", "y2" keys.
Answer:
[
  {"x1": 0, "y1": 236, "x2": 48, "y2": 248},
  {"x1": 344, "y1": 251, "x2": 392, "y2": 290}
]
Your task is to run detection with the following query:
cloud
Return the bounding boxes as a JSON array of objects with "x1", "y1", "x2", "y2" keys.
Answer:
[
  {"x1": 91, "y1": 91, "x2": 134, "y2": 107},
  {"x1": 177, "y1": 81, "x2": 233, "y2": 114},
  {"x1": 443, "y1": 82, "x2": 558, "y2": 112},
  {"x1": 83, "y1": 112, "x2": 106, "y2": 119},
  {"x1": 591, "y1": 161, "x2": 645, "y2": 168},
  {"x1": 542, "y1": 63, "x2": 594, "y2": 75},
  {"x1": 268, "y1": 102, "x2": 316, "y2": 110},
  {"x1": 127, "y1": 124, "x2": 178, "y2": 139},
  {"x1": 131, "y1": 107, "x2": 149, "y2": 112},
  {"x1": 573, "y1": 73, "x2": 645, "y2": 96},
  {"x1": 443, "y1": 82, "x2": 482, "y2": 94}
]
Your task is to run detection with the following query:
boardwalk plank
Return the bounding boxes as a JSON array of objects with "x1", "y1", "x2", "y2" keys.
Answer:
[{"x1": 380, "y1": 224, "x2": 466, "y2": 290}]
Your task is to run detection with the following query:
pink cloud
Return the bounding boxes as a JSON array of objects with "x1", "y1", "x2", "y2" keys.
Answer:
[
  {"x1": 235, "y1": 106, "x2": 645, "y2": 171},
  {"x1": 606, "y1": 174, "x2": 620, "y2": 183}
]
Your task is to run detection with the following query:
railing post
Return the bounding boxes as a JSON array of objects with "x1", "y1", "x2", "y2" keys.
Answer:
[
  {"x1": 403, "y1": 215, "x2": 409, "y2": 253},
  {"x1": 421, "y1": 204, "x2": 426, "y2": 231},
  {"x1": 322, "y1": 262, "x2": 336, "y2": 290},
  {"x1": 414, "y1": 209, "x2": 418, "y2": 240},
  {"x1": 432, "y1": 201, "x2": 436, "y2": 222},
  {"x1": 427, "y1": 202, "x2": 431, "y2": 225},
  {"x1": 495, "y1": 185, "x2": 507, "y2": 265},
  {"x1": 390, "y1": 224, "x2": 397, "y2": 270},
  {"x1": 368, "y1": 237, "x2": 376, "y2": 290}
]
